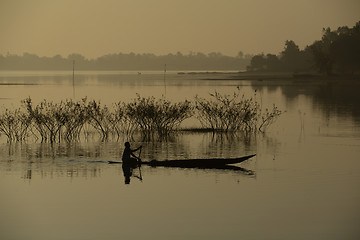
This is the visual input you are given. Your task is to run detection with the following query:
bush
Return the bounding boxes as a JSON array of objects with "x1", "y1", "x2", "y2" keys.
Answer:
[
  {"x1": 126, "y1": 95, "x2": 193, "y2": 135},
  {"x1": 0, "y1": 108, "x2": 31, "y2": 142},
  {"x1": 195, "y1": 89, "x2": 282, "y2": 132}
]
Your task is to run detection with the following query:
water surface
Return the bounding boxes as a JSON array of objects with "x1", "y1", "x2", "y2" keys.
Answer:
[{"x1": 0, "y1": 71, "x2": 359, "y2": 240}]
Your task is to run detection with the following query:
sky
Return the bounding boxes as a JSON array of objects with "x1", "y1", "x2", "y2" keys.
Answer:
[{"x1": 0, "y1": 0, "x2": 359, "y2": 59}]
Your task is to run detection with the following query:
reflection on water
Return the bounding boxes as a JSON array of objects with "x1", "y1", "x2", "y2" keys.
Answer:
[
  {"x1": 1, "y1": 72, "x2": 360, "y2": 240},
  {"x1": 0, "y1": 131, "x2": 258, "y2": 183}
]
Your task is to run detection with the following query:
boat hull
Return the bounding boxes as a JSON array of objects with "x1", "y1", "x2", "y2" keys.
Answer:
[{"x1": 141, "y1": 154, "x2": 256, "y2": 168}]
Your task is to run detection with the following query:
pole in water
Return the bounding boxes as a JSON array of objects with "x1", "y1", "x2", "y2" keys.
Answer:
[
  {"x1": 72, "y1": 60, "x2": 75, "y2": 99},
  {"x1": 163, "y1": 64, "x2": 167, "y2": 97}
]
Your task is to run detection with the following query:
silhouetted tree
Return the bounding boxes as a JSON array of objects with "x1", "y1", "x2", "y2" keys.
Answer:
[
  {"x1": 310, "y1": 40, "x2": 333, "y2": 75},
  {"x1": 310, "y1": 21, "x2": 360, "y2": 75},
  {"x1": 266, "y1": 54, "x2": 281, "y2": 71},
  {"x1": 281, "y1": 40, "x2": 301, "y2": 71},
  {"x1": 248, "y1": 54, "x2": 266, "y2": 71}
]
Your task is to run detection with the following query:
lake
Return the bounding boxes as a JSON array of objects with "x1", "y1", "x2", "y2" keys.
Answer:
[{"x1": 0, "y1": 71, "x2": 359, "y2": 240}]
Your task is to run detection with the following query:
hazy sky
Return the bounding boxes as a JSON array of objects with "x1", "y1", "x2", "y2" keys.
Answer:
[{"x1": 0, "y1": 0, "x2": 359, "y2": 58}]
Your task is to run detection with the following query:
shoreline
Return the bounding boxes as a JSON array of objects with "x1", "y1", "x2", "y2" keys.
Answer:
[{"x1": 178, "y1": 71, "x2": 360, "y2": 83}]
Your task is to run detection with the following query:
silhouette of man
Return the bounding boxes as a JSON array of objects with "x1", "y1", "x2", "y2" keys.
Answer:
[
  {"x1": 122, "y1": 142, "x2": 142, "y2": 184},
  {"x1": 122, "y1": 142, "x2": 142, "y2": 165}
]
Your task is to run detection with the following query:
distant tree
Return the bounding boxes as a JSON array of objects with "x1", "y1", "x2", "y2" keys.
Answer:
[
  {"x1": 280, "y1": 40, "x2": 301, "y2": 71},
  {"x1": 248, "y1": 40, "x2": 314, "y2": 72},
  {"x1": 248, "y1": 54, "x2": 266, "y2": 71},
  {"x1": 208, "y1": 52, "x2": 223, "y2": 58},
  {"x1": 310, "y1": 40, "x2": 333, "y2": 74},
  {"x1": 237, "y1": 51, "x2": 244, "y2": 59},
  {"x1": 309, "y1": 21, "x2": 360, "y2": 75},
  {"x1": 67, "y1": 53, "x2": 86, "y2": 62},
  {"x1": 266, "y1": 54, "x2": 281, "y2": 71},
  {"x1": 310, "y1": 28, "x2": 338, "y2": 75},
  {"x1": 330, "y1": 23, "x2": 360, "y2": 73}
]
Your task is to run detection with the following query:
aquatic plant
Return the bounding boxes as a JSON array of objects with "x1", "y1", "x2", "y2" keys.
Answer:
[
  {"x1": 86, "y1": 100, "x2": 113, "y2": 140},
  {"x1": 194, "y1": 89, "x2": 282, "y2": 132},
  {"x1": 61, "y1": 98, "x2": 89, "y2": 141},
  {"x1": 0, "y1": 91, "x2": 281, "y2": 143},
  {"x1": 126, "y1": 95, "x2": 193, "y2": 135},
  {"x1": 111, "y1": 101, "x2": 137, "y2": 138},
  {"x1": 23, "y1": 98, "x2": 67, "y2": 143},
  {"x1": 22, "y1": 97, "x2": 90, "y2": 142},
  {"x1": 258, "y1": 105, "x2": 283, "y2": 132},
  {"x1": 0, "y1": 108, "x2": 31, "y2": 142}
]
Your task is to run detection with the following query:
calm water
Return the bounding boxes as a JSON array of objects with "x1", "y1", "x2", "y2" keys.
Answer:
[{"x1": 0, "y1": 71, "x2": 360, "y2": 240}]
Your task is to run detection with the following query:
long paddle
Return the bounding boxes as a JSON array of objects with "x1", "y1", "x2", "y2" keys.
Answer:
[{"x1": 137, "y1": 147, "x2": 143, "y2": 181}]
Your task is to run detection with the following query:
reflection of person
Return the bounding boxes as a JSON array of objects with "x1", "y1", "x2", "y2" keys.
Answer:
[
  {"x1": 122, "y1": 142, "x2": 142, "y2": 184},
  {"x1": 122, "y1": 164, "x2": 133, "y2": 184}
]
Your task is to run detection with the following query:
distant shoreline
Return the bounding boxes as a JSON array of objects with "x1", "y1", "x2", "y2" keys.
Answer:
[{"x1": 178, "y1": 71, "x2": 360, "y2": 82}]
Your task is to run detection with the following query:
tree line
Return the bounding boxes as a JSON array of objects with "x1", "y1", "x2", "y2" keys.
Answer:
[
  {"x1": 0, "y1": 51, "x2": 251, "y2": 71},
  {"x1": 247, "y1": 21, "x2": 360, "y2": 75}
]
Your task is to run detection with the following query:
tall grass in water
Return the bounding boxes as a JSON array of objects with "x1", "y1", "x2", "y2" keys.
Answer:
[
  {"x1": 0, "y1": 108, "x2": 31, "y2": 142},
  {"x1": 0, "y1": 96, "x2": 193, "y2": 142},
  {"x1": 0, "y1": 91, "x2": 281, "y2": 143},
  {"x1": 126, "y1": 95, "x2": 193, "y2": 136},
  {"x1": 195, "y1": 89, "x2": 282, "y2": 132},
  {"x1": 23, "y1": 97, "x2": 90, "y2": 143},
  {"x1": 86, "y1": 100, "x2": 113, "y2": 140}
]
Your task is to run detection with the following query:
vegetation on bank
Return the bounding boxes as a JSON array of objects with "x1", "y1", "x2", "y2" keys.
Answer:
[
  {"x1": 0, "y1": 91, "x2": 282, "y2": 143},
  {"x1": 247, "y1": 21, "x2": 360, "y2": 75}
]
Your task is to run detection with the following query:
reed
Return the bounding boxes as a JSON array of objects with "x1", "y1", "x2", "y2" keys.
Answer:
[{"x1": 126, "y1": 94, "x2": 193, "y2": 135}]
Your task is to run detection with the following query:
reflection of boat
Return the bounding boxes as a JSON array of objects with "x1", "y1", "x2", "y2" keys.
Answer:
[
  {"x1": 145, "y1": 162, "x2": 254, "y2": 174},
  {"x1": 141, "y1": 154, "x2": 256, "y2": 168}
]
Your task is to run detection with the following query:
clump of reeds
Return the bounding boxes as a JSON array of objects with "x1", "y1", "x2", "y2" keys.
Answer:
[
  {"x1": 194, "y1": 89, "x2": 282, "y2": 132},
  {"x1": 109, "y1": 101, "x2": 137, "y2": 138},
  {"x1": 86, "y1": 100, "x2": 113, "y2": 140},
  {"x1": 0, "y1": 108, "x2": 31, "y2": 142},
  {"x1": 61, "y1": 98, "x2": 89, "y2": 141},
  {"x1": 23, "y1": 97, "x2": 91, "y2": 143},
  {"x1": 24, "y1": 98, "x2": 67, "y2": 143},
  {"x1": 126, "y1": 94, "x2": 193, "y2": 135}
]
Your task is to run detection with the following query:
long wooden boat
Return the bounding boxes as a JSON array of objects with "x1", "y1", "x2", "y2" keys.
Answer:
[
  {"x1": 108, "y1": 154, "x2": 255, "y2": 173},
  {"x1": 141, "y1": 154, "x2": 256, "y2": 168},
  {"x1": 109, "y1": 154, "x2": 255, "y2": 166}
]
